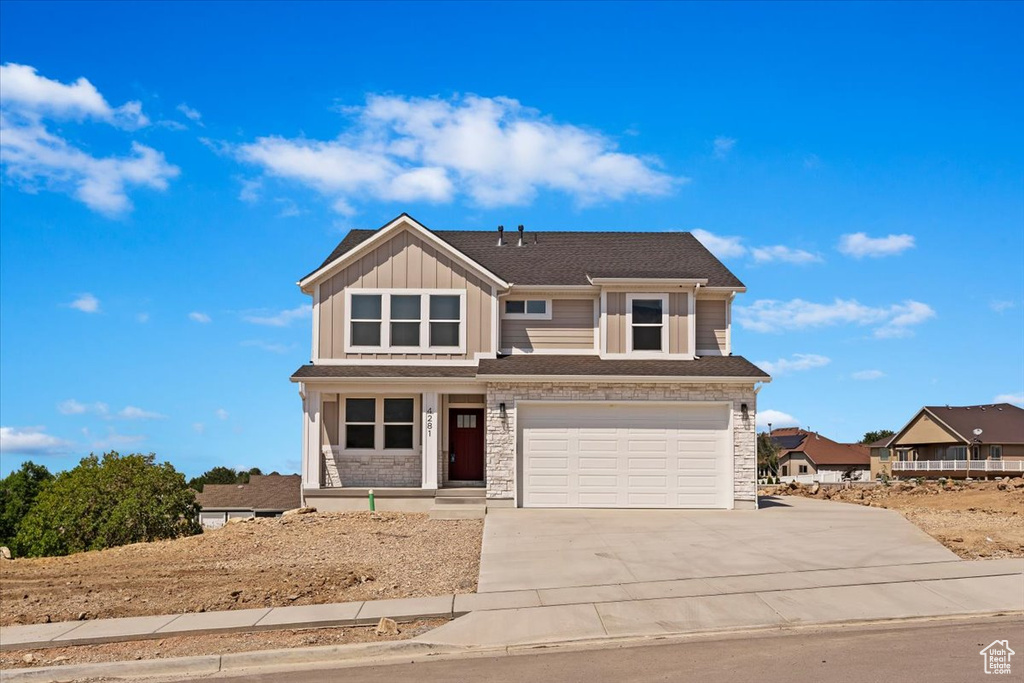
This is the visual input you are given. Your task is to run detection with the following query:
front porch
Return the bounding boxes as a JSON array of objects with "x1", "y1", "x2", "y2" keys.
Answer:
[
  {"x1": 892, "y1": 460, "x2": 1024, "y2": 477},
  {"x1": 299, "y1": 381, "x2": 492, "y2": 499}
]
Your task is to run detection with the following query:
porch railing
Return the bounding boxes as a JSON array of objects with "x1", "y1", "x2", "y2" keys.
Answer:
[{"x1": 892, "y1": 460, "x2": 1024, "y2": 473}]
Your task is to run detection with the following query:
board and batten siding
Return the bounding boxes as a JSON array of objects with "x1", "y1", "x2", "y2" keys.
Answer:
[
  {"x1": 317, "y1": 229, "x2": 494, "y2": 360},
  {"x1": 501, "y1": 299, "x2": 596, "y2": 351},
  {"x1": 695, "y1": 298, "x2": 729, "y2": 355},
  {"x1": 605, "y1": 291, "x2": 692, "y2": 356}
]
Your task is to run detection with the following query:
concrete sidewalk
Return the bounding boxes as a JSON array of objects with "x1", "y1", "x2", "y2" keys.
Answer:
[{"x1": 3, "y1": 558, "x2": 1020, "y2": 652}]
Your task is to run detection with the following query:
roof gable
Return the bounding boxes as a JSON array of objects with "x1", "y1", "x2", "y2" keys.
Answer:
[{"x1": 772, "y1": 428, "x2": 869, "y2": 466}]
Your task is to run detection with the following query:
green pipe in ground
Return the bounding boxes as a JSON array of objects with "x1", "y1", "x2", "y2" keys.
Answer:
[{"x1": 368, "y1": 489, "x2": 375, "y2": 512}]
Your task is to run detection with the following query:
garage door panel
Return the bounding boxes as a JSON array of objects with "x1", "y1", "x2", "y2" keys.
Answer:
[{"x1": 521, "y1": 403, "x2": 731, "y2": 509}]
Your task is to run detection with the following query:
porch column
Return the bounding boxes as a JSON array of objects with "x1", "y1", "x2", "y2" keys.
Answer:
[
  {"x1": 302, "y1": 389, "x2": 321, "y2": 490},
  {"x1": 421, "y1": 391, "x2": 439, "y2": 489}
]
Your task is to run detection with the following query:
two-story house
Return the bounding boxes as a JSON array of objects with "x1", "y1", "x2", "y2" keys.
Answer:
[{"x1": 291, "y1": 214, "x2": 770, "y2": 512}]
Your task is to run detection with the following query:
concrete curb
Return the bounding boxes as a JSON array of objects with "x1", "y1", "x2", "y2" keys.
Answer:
[{"x1": 3, "y1": 612, "x2": 1020, "y2": 683}]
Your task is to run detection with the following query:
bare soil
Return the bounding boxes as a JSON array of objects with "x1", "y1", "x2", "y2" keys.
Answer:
[
  {"x1": 763, "y1": 478, "x2": 1024, "y2": 559},
  {"x1": 0, "y1": 511, "x2": 482, "y2": 627},
  {"x1": 0, "y1": 619, "x2": 445, "y2": 670}
]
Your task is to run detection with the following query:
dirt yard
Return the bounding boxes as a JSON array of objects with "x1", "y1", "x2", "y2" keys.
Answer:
[
  {"x1": 0, "y1": 511, "x2": 482, "y2": 627},
  {"x1": 763, "y1": 478, "x2": 1024, "y2": 559},
  {"x1": 0, "y1": 619, "x2": 445, "y2": 670}
]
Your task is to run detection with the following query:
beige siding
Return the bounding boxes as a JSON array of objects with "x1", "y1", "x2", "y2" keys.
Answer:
[
  {"x1": 606, "y1": 292, "x2": 626, "y2": 354},
  {"x1": 696, "y1": 299, "x2": 728, "y2": 354},
  {"x1": 669, "y1": 292, "x2": 690, "y2": 355},
  {"x1": 322, "y1": 398, "x2": 339, "y2": 448},
  {"x1": 317, "y1": 228, "x2": 493, "y2": 359},
  {"x1": 893, "y1": 412, "x2": 961, "y2": 446},
  {"x1": 501, "y1": 299, "x2": 596, "y2": 351},
  {"x1": 780, "y1": 452, "x2": 816, "y2": 476}
]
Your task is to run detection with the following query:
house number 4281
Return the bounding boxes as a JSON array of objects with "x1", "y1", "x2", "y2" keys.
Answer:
[{"x1": 425, "y1": 407, "x2": 434, "y2": 437}]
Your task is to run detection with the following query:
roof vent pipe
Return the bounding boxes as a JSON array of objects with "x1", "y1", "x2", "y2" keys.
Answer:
[
  {"x1": 497, "y1": 225, "x2": 504, "y2": 247},
  {"x1": 517, "y1": 224, "x2": 524, "y2": 247}
]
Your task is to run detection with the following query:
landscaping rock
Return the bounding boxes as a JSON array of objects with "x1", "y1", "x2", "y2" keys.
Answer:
[
  {"x1": 375, "y1": 617, "x2": 399, "y2": 636},
  {"x1": 0, "y1": 546, "x2": 10, "y2": 560},
  {"x1": 809, "y1": 483, "x2": 821, "y2": 495},
  {"x1": 283, "y1": 507, "x2": 316, "y2": 516},
  {"x1": 22, "y1": 653, "x2": 34, "y2": 664}
]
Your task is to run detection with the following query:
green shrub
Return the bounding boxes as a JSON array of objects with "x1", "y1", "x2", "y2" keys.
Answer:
[
  {"x1": 0, "y1": 461, "x2": 53, "y2": 548},
  {"x1": 14, "y1": 452, "x2": 200, "y2": 557}
]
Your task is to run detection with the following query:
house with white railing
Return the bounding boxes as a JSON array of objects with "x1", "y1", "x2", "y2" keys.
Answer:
[
  {"x1": 770, "y1": 427, "x2": 870, "y2": 483},
  {"x1": 880, "y1": 403, "x2": 1024, "y2": 478}
]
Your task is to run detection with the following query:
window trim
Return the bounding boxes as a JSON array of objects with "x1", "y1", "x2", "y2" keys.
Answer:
[
  {"x1": 344, "y1": 289, "x2": 467, "y2": 354},
  {"x1": 798, "y1": 464, "x2": 809, "y2": 474},
  {"x1": 625, "y1": 293, "x2": 669, "y2": 356},
  {"x1": 990, "y1": 444, "x2": 1002, "y2": 460},
  {"x1": 341, "y1": 395, "x2": 420, "y2": 455},
  {"x1": 502, "y1": 298, "x2": 552, "y2": 321}
]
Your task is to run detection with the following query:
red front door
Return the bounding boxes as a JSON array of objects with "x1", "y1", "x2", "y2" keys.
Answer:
[{"x1": 449, "y1": 408, "x2": 484, "y2": 481}]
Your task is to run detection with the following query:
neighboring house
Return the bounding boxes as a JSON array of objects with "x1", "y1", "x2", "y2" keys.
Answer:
[
  {"x1": 868, "y1": 436, "x2": 893, "y2": 479},
  {"x1": 770, "y1": 428, "x2": 870, "y2": 482},
  {"x1": 195, "y1": 474, "x2": 301, "y2": 528},
  {"x1": 885, "y1": 403, "x2": 1024, "y2": 478},
  {"x1": 291, "y1": 214, "x2": 770, "y2": 512}
]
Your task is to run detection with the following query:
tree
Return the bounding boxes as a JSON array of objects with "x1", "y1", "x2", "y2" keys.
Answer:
[
  {"x1": 0, "y1": 461, "x2": 54, "y2": 548},
  {"x1": 14, "y1": 452, "x2": 200, "y2": 557},
  {"x1": 188, "y1": 466, "x2": 265, "y2": 491},
  {"x1": 861, "y1": 429, "x2": 895, "y2": 444},
  {"x1": 757, "y1": 432, "x2": 779, "y2": 477}
]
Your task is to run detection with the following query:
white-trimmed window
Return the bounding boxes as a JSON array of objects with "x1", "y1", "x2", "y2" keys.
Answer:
[
  {"x1": 990, "y1": 444, "x2": 1002, "y2": 460},
  {"x1": 626, "y1": 293, "x2": 669, "y2": 354},
  {"x1": 343, "y1": 397, "x2": 419, "y2": 452},
  {"x1": 346, "y1": 290, "x2": 466, "y2": 352},
  {"x1": 950, "y1": 445, "x2": 967, "y2": 460},
  {"x1": 503, "y1": 299, "x2": 551, "y2": 320},
  {"x1": 798, "y1": 465, "x2": 808, "y2": 474}
]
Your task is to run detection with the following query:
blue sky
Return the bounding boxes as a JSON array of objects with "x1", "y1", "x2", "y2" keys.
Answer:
[{"x1": 1, "y1": 1, "x2": 1022, "y2": 477}]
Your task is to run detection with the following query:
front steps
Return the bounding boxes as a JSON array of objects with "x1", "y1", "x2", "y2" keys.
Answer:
[{"x1": 429, "y1": 487, "x2": 487, "y2": 520}]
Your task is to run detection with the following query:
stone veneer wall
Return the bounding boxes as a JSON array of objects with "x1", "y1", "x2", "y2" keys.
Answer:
[
  {"x1": 484, "y1": 382, "x2": 758, "y2": 505},
  {"x1": 323, "y1": 450, "x2": 421, "y2": 488}
]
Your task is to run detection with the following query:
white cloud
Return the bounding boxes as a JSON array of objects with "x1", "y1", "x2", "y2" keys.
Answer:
[
  {"x1": 0, "y1": 63, "x2": 148, "y2": 127},
  {"x1": 735, "y1": 298, "x2": 935, "y2": 338},
  {"x1": 750, "y1": 245, "x2": 823, "y2": 265},
  {"x1": 756, "y1": 410, "x2": 799, "y2": 429},
  {"x1": 189, "y1": 311, "x2": 212, "y2": 323},
  {"x1": 236, "y1": 94, "x2": 680, "y2": 211},
  {"x1": 215, "y1": 408, "x2": 229, "y2": 420},
  {"x1": 57, "y1": 399, "x2": 108, "y2": 416},
  {"x1": 193, "y1": 422, "x2": 206, "y2": 434},
  {"x1": 994, "y1": 393, "x2": 1024, "y2": 406},
  {"x1": 692, "y1": 229, "x2": 747, "y2": 259},
  {"x1": 176, "y1": 103, "x2": 202, "y2": 123},
  {"x1": 68, "y1": 293, "x2": 100, "y2": 313},
  {"x1": 88, "y1": 427, "x2": 146, "y2": 450},
  {"x1": 838, "y1": 232, "x2": 916, "y2": 258},
  {"x1": 238, "y1": 177, "x2": 261, "y2": 203},
  {"x1": 241, "y1": 339, "x2": 294, "y2": 354},
  {"x1": 0, "y1": 426, "x2": 71, "y2": 455},
  {"x1": 243, "y1": 304, "x2": 311, "y2": 327},
  {"x1": 712, "y1": 136, "x2": 736, "y2": 159},
  {"x1": 118, "y1": 406, "x2": 166, "y2": 420},
  {"x1": 990, "y1": 300, "x2": 1015, "y2": 314},
  {"x1": 851, "y1": 369, "x2": 886, "y2": 380},
  {"x1": 0, "y1": 63, "x2": 177, "y2": 215},
  {"x1": 757, "y1": 354, "x2": 831, "y2": 376}
]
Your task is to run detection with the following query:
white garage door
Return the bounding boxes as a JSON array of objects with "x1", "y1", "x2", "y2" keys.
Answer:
[{"x1": 519, "y1": 403, "x2": 732, "y2": 509}]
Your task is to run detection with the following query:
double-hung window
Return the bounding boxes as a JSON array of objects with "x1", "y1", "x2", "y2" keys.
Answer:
[
  {"x1": 344, "y1": 397, "x2": 417, "y2": 451},
  {"x1": 626, "y1": 294, "x2": 668, "y2": 354},
  {"x1": 503, "y1": 299, "x2": 551, "y2": 320},
  {"x1": 990, "y1": 445, "x2": 1002, "y2": 460},
  {"x1": 346, "y1": 290, "x2": 465, "y2": 352}
]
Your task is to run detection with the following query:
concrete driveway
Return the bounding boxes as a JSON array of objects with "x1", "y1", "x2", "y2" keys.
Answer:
[{"x1": 478, "y1": 496, "x2": 959, "y2": 592}]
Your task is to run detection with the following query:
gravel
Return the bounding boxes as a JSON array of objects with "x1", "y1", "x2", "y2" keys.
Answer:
[{"x1": 0, "y1": 512, "x2": 482, "y2": 627}]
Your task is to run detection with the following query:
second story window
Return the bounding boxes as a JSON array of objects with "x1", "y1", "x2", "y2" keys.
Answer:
[
  {"x1": 346, "y1": 290, "x2": 465, "y2": 353},
  {"x1": 627, "y1": 294, "x2": 668, "y2": 353},
  {"x1": 504, "y1": 299, "x2": 551, "y2": 319}
]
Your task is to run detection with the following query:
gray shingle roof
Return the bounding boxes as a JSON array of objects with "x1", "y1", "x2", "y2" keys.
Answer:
[
  {"x1": 476, "y1": 355, "x2": 768, "y2": 378},
  {"x1": 195, "y1": 474, "x2": 301, "y2": 512},
  {"x1": 922, "y1": 403, "x2": 1024, "y2": 444},
  {"x1": 309, "y1": 219, "x2": 745, "y2": 287}
]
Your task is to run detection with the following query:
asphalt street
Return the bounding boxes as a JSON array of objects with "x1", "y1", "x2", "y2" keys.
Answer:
[{"x1": 199, "y1": 616, "x2": 1023, "y2": 683}]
